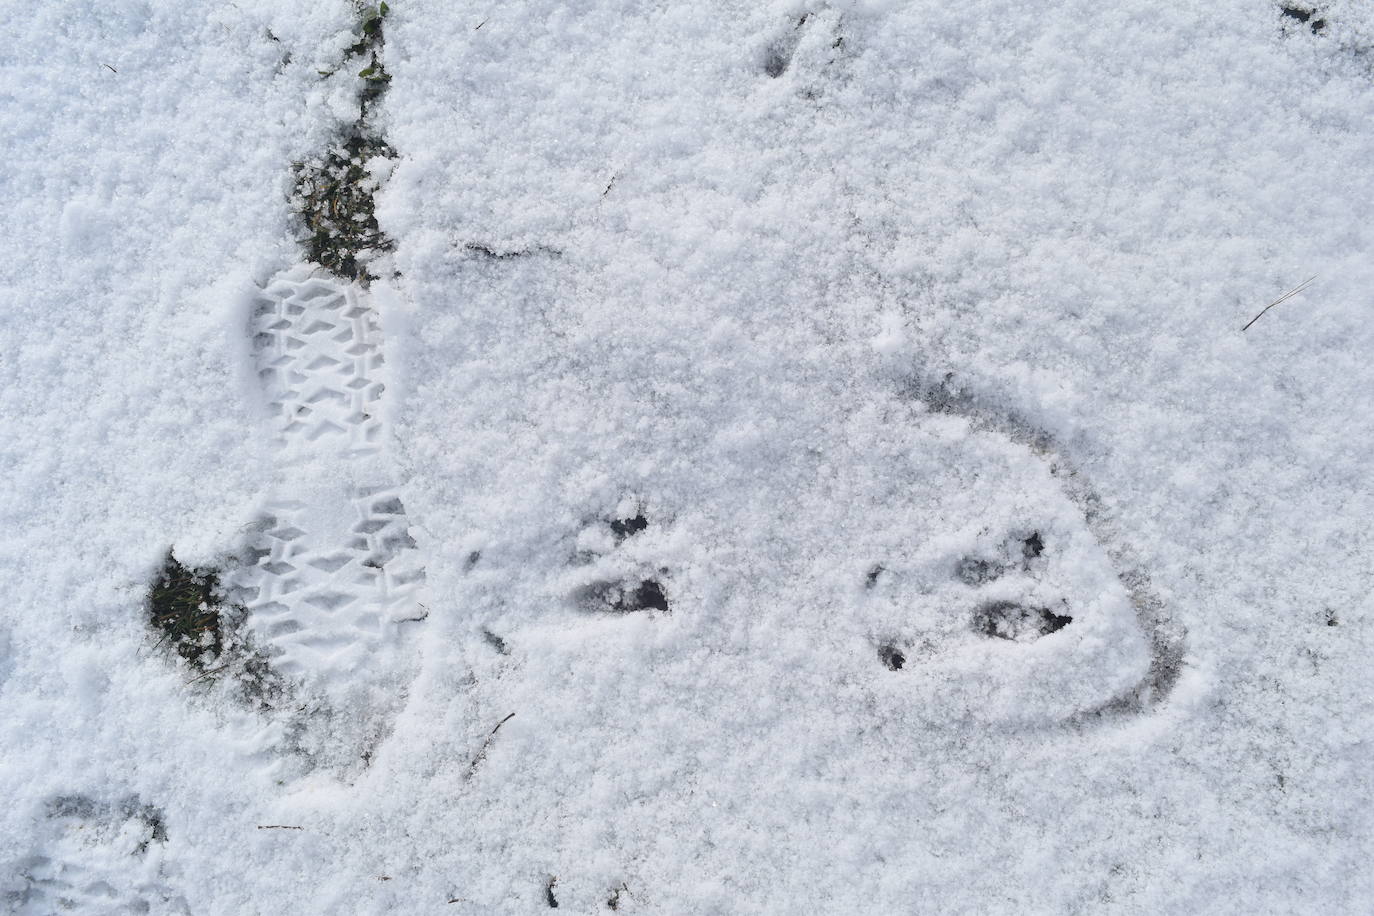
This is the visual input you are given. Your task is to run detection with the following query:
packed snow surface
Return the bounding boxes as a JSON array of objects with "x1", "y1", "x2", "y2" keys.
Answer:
[{"x1": 2, "y1": 0, "x2": 1373, "y2": 912}]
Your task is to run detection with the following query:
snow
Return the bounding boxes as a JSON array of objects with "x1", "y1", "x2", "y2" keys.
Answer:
[{"x1": 3, "y1": 0, "x2": 1374, "y2": 912}]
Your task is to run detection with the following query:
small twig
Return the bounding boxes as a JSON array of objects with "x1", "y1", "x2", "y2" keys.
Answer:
[
  {"x1": 1242, "y1": 276, "x2": 1315, "y2": 331},
  {"x1": 103, "y1": 63, "x2": 118, "y2": 73},
  {"x1": 465, "y1": 712, "x2": 516, "y2": 777},
  {"x1": 184, "y1": 663, "x2": 232, "y2": 686},
  {"x1": 474, "y1": 18, "x2": 488, "y2": 30},
  {"x1": 464, "y1": 242, "x2": 562, "y2": 260},
  {"x1": 397, "y1": 603, "x2": 429, "y2": 623},
  {"x1": 256, "y1": 824, "x2": 304, "y2": 830}
]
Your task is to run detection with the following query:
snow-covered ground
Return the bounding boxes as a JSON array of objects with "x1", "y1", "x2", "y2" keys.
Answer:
[{"x1": 3, "y1": 0, "x2": 1373, "y2": 912}]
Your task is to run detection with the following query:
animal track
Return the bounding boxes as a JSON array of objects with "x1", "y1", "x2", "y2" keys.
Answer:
[
  {"x1": 973, "y1": 600, "x2": 1073, "y2": 643},
  {"x1": 760, "y1": 8, "x2": 847, "y2": 85},
  {"x1": 608, "y1": 512, "x2": 649, "y2": 542},
  {"x1": 901, "y1": 371, "x2": 1187, "y2": 717},
  {"x1": 762, "y1": 14, "x2": 809, "y2": 78},
  {"x1": 951, "y1": 531, "x2": 1073, "y2": 641},
  {"x1": 954, "y1": 531, "x2": 1046, "y2": 586},
  {"x1": 569, "y1": 507, "x2": 671, "y2": 615},
  {"x1": 1280, "y1": 4, "x2": 1327, "y2": 34},
  {"x1": 229, "y1": 266, "x2": 426, "y2": 688},
  {"x1": 578, "y1": 578, "x2": 670, "y2": 614},
  {"x1": 4, "y1": 795, "x2": 186, "y2": 915},
  {"x1": 878, "y1": 644, "x2": 906, "y2": 670}
]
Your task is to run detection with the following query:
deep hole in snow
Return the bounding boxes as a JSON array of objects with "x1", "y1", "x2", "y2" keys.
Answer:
[
  {"x1": 625, "y1": 579, "x2": 669, "y2": 612},
  {"x1": 609, "y1": 512, "x2": 649, "y2": 542},
  {"x1": 878, "y1": 645, "x2": 906, "y2": 671}
]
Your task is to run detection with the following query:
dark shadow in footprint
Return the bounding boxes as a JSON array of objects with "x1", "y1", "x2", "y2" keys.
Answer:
[
  {"x1": 481, "y1": 627, "x2": 510, "y2": 655},
  {"x1": 955, "y1": 556, "x2": 1004, "y2": 587},
  {"x1": 763, "y1": 12, "x2": 811, "y2": 77},
  {"x1": 1280, "y1": 5, "x2": 1327, "y2": 33},
  {"x1": 878, "y1": 644, "x2": 906, "y2": 670},
  {"x1": 579, "y1": 579, "x2": 669, "y2": 614},
  {"x1": 973, "y1": 601, "x2": 1072, "y2": 642},
  {"x1": 46, "y1": 794, "x2": 169, "y2": 848},
  {"x1": 609, "y1": 513, "x2": 649, "y2": 542}
]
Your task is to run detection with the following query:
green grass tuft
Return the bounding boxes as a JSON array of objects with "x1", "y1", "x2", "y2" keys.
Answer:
[
  {"x1": 147, "y1": 551, "x2": 285, "y2": 705},
  {"x1": 148, "y1": 552, "x2": 227, "y2": 668},
  {"x1": 293, "y1": 1, "x2": 396, "y2": 282},
  {"x1": 293, "y1": 134, "x2": 395, "y2": 282}
]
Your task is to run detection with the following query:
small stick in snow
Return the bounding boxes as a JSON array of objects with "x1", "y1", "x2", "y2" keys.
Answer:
[
  {"x1": 465, "y1": 712, "x2": 516, "y2": 778},
  {"x1": 1242, "y1": 276, "x2": 1315, "y2": 331},
  {"x1": 184, "y1": 662, "x2": 232, "y2": 685},
  {"x1": 397, "y1": 603, "x2": 429, "y2": 623},
  {"x1": 103, "y1": 64, "x2": 117, "y2": 73}
]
